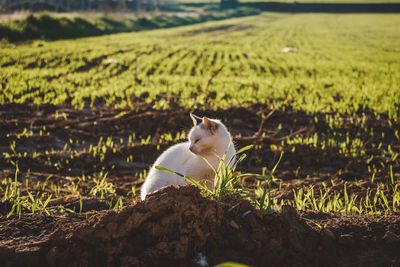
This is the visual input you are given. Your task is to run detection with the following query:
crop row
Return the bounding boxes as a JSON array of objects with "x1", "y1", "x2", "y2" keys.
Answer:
[{"x1": 1, "y1": 13, "x2": 399, "y2": 118}]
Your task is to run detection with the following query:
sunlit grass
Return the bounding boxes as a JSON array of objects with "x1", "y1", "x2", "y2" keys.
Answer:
[
  {"x1": 1, "y1": 13, "x2": 399, "y2": 118},
  {"x1": 288, "y1": 182, "x2": 400, "y2": 215}
]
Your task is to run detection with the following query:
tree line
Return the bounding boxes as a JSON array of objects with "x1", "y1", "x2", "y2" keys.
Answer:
[{"x1": 0, "y1": 0, "x2": 169, "y2": 12}]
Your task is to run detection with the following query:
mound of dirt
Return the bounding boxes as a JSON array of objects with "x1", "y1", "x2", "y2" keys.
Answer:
[
  {"x1": 1, "y1": 186, "x2": 400, "y2": 266},
  {"x1": 48, "y1": 186, "x2": 335, "y2": 267}
]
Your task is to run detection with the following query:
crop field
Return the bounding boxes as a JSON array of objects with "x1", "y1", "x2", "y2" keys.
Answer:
[{"x1": 1, "y1": 12, "x2": 400, "y2": 266}]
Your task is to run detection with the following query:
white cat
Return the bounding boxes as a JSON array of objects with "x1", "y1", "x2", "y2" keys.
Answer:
[{"x1": 140, "y1": 114, "x2": 236, "y2": 200}]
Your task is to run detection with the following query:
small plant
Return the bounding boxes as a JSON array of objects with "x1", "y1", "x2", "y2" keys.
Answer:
[
  {"x1": 90, "y1": 172, "x2": 115, "y2": 199},
  {"x1": 3, "y1": 163, "x2": 24, "y2": 218},
  {"x1": 26, "y1": 191, "x2": 53, "y2": 216},
  {"x1": 131, "y1": 185, "x2": 137, "y2": 203},
  {"x1": 113, "y1": 197, "x2": 123, "y2": 209},
  {"x1": 3, "y1": 163, "x2": 53, "y2": 217},
  {"x1": 252, "y1": 152, "x2": 283, "y2": 215}
]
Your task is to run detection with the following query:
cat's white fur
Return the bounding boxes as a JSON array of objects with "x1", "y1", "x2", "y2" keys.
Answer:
[{"x1": 140, "y1": 114, "x2": 236, "y2": 200}]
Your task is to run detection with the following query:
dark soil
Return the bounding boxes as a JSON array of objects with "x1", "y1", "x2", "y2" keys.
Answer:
[
  {"x1": 0, "y1": 103, "x2": 400, "y2": 266},
  {"x1": 1, "y1": 186, "x2": 399, "y2": 267}
]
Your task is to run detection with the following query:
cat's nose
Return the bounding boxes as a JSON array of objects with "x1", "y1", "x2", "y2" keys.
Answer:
[{"x1": 189, "y1": 145, "x2": 194, "y2": 152}]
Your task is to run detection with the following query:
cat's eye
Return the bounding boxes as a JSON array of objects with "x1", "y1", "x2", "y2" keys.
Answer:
[{"x1": 194, "y1": 138, "x2": 200, "y2": 144}]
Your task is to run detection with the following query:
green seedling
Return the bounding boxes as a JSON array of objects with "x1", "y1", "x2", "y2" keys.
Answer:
[{"x1": 90, "y1": 172, "x2": 115, "y2": 199}]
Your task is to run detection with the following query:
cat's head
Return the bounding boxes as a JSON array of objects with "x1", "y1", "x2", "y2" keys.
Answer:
[{"x1": 188, "y1": 113, "x2": 230, "y2": 156}]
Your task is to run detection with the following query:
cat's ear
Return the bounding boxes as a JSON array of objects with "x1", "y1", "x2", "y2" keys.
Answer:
[
  {"x1": 203, "y1": 117, "x2": 218, "y2": 134},
  {"x1": 190, "y1": 113, "x2": 202, "y2": 125}
]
